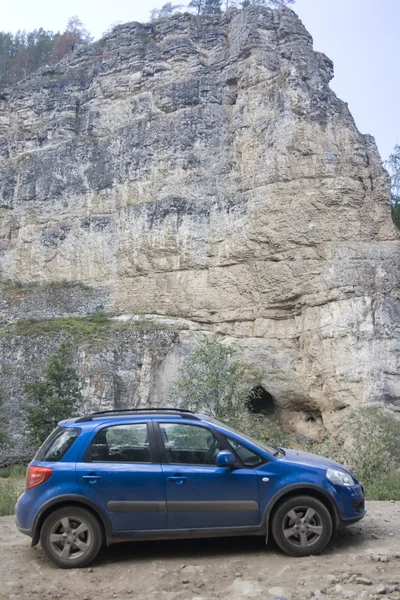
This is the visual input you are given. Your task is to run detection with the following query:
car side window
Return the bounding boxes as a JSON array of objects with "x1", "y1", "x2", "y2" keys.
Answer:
[
  {"x1": 159, "y1": 423, "x2": 222, "y2": 466},
  {"x1": 225, "y1": 436, "x2": 265, "y2": 468},
  {"x1": 89, "y1": 423, "x2": 150, "y2": 463}
]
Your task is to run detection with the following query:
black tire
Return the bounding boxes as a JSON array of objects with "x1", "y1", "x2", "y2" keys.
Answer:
[
  {"x1": 40, "y1": 506, "x2": 103, "y2": 568},
  {"x1": 271, "y1": 495, "x2": 332, "y2": 557}
]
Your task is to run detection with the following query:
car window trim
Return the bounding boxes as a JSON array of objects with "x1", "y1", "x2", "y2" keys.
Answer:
[
  {"x1": 153, "y1": 421, "x2": 243, "y2": 468},
  {"x1": 224, "y1": 434, "x2": 267, "y2": 468}
]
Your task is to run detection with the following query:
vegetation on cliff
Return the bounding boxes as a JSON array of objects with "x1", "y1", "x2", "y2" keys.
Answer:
[
  {"x1": 173, "y1": 337, "x2": 287, "y2": 446},
  {"x1": 0, "y1": 16, "x2": 92, "y2": 87},
  {"x1": 1, "y1": 0, "x2": 295, "y2": 86}
]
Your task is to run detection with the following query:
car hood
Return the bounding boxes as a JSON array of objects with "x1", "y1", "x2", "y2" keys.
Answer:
[{"x1": 280, "y1": 448, "x2": 350, "y2": 472}]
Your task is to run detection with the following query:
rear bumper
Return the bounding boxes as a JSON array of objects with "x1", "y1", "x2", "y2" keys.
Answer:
[{"x1": 16, "y1": 523, "x2": 32, "y2": 537}]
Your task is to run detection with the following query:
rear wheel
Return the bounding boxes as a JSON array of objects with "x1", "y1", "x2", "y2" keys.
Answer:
[
  {"x1": 40, "y1": 506, "x2": 103, "y2": 568},
  {"x1": 271, "y1": 495, "x2": 332, "y2": 557}
]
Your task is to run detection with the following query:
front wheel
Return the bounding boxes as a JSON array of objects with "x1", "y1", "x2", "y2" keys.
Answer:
[
  {"x1": 271, "y1": 495, "x2": 332, "y2": 557},
  {"x1": 40, "y1": 506, "x2": 103, "y2": 568}
]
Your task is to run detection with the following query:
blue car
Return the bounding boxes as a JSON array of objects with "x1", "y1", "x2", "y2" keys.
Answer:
[{"x1": 15, "y1": 408, "x2": 365, "y2": 568}]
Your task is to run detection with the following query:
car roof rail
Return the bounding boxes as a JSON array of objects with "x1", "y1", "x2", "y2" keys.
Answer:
[{"x1": 74, "y1": 408, "x2": 200, "y2": 423}]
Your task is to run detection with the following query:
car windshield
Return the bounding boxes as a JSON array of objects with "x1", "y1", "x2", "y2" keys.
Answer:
[{"x1": 198, "y1": 415, "x2": 280, "y2": 457}]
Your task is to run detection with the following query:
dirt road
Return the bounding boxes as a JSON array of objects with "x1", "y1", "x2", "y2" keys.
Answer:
[{"x1": 1, "y1": 502, "x2": 399, "y2": 600}]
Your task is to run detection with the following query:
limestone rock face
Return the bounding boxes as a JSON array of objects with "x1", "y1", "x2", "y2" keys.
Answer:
[{"x1": 0, "y1": 6, "x2": 399, "y2": 444}]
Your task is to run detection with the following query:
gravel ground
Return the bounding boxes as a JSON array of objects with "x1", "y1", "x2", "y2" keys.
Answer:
[{"x1": 1, "y1": 501, "x2": 399, "y2": 600}]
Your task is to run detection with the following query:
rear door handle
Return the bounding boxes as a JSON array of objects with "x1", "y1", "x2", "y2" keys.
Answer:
[{"x1": 167, "y1": 476, "x2": 188, "y2": 484}]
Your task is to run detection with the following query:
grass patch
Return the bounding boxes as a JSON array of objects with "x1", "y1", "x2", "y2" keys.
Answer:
[
  {"x1": 0, "y1": 465, "x2": 26, "y2": 516},
  {"x1": 1, "y1": 311, "x2": 128, "y2": 340},
  {"x1": 0, "y1": 464, "x2": 27, "y2": 479},
  {"x1": 0, "y1": 280, "x2": 93, "y2": 294},
  {"x1": 364, "y1": 470, "x2": 400, "y2": 501},
  {"x1": 0, "y1": 311, "x2": 174, "y2": 340}
]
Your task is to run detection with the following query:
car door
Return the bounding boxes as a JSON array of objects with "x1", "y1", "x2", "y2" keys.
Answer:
[
  {"x1": 76, "y1": 421, "x2": 167, "y2": 532},
  {"x1": 156, "y1": 421, "x2": 260, "y2": 530}
]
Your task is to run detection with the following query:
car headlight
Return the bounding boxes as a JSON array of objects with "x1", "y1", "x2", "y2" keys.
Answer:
[{"x1": 326, "y1": 468, "x2": 355, "y2": 487}]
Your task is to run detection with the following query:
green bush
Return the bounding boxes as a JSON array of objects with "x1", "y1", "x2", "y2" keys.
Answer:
[
  {"x1": 302, "y1": 406, "x2": 400, "y2": 500},
  {"x1": 0, "y1": 466, "x2": 25, "y2": 516},
  {"x1": 172, "y1": 337, "x2": 287, "y2": 447},
  {"x1": 22, "y1": 342, "x2": 82, "y2": 446},
  {"x1": 0, "y1": 390, "x2": 9, "y2": 450},
  {"x1": 0, "y1": 464, "x2": 27, "y2": 479}
]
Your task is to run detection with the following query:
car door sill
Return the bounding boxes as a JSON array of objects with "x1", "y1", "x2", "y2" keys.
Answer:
[{"x1": 107, "y1": 525, "x2": 265, "y2": 544}]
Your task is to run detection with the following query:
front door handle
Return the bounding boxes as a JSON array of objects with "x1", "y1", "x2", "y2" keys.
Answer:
[
  {"x1": 167, "y1": 476, "x2": 188, "y2": 485},
  {"x1": 82, "y1": 474, "x2": 102, "y2": 483}
]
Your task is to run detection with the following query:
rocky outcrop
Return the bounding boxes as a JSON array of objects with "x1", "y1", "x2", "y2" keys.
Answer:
[{"x1": 0, "y1": 6, "x2": 399, "y2": 452}]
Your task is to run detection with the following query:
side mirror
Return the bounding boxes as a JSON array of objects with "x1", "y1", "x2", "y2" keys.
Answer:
[{"x1": 216, "y1": 450, "x2": 235, "y2": 468}]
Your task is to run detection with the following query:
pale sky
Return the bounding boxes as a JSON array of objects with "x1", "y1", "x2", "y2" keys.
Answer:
[{"x1": 2, "y1": 0, "x2": 399, "y2": 161}]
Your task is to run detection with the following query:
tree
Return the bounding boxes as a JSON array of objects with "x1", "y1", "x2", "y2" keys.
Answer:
[
  {"x1": 204, "y1": 0, "x2": 222, "y2": 13},
  {"x1": 0, "y1": 18, "x2": 93, "y2": 86},
  {"x1": 150, "y1": 3, "x2": 182, "y2": 21},
  {"x1": 266, "y1": 0, "x2": 294, "y2": 5},
  {"x1": 188, "y1": 0, "x2": 205, "y2": 14},
  {"x1": 22, "y1": 342, "x2": 82, "y2": 446},
  {"x1": 172, "y1": 337, "x2": 286, "y2": 445},
  {"x1": 386, "y1": 145, "x2": 400, "y2": 230},
  {"x1": 241, "y1": 0, "x2": 294, "y2": 7},
  {"x1": 0, "y1": 28, "x2": 57, "y2": 85},
  {"x1": 223, "y1": 0, "x2": 241, "y2": 10},
  {"x1": 50, "y1": 17, "x2": 93, "y2": 64}
]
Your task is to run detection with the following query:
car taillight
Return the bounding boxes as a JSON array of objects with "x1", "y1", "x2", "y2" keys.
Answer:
[{"x1": 26, "y1": 466, "x2": 53, "y2": 489}]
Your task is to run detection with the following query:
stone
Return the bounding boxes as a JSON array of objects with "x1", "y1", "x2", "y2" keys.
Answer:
[
  {"x1": 354, "y1": 577, "x2": 373, "y2": 586},
  {"x1": 226, "y1": 578, "x2": 263, "y2": 598},
  {"x1": 0, "y1": 5, "x2": 399, "y2": 454},
  {"x1": 182, "y1": 566, "x2": 203, "y2": 575},
  {"x1": 326, "y1": 575, "x2": 340, "y2": 584},
  {"x1": 268, "y1": 587, "x2": 286, "y2": 598}
]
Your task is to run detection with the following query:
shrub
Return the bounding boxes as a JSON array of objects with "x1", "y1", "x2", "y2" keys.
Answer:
[
  {"x1": 0, "y1": 390, "x2": 9, "y2": 450},
  {"x1": 302, "y1": 406, "x2": 400, "y2": 500},
  {"x1": 0, "y1": 465, "x2": 26, "y2": 516},
  {"x1": 0, "y1": 464, "x2": 27, "y2": 479},
  {"x1": 0, "y1": 479, "x2": 24, "y2": 516},
  {"x1": 171, "y1": 337, "x2": 287, "y2": 446}
]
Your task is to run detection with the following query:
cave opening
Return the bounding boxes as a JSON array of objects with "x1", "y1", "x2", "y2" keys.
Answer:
[
  {"x1": 304, "y1": 410, "x2": 323, "y2": 424},
  {"x1": 248, "y1": 386, "x2": 276, "y2": 416}
]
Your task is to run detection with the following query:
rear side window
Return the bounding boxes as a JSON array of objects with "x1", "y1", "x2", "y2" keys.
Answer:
[
  {"x1": 88, "y1": 423, "x2": 151, "y2": 463},
  {"x1": 35, "y1": 427, "x2": 81, "y2": 462}
]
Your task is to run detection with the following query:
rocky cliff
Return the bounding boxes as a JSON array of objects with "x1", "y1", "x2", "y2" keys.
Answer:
[{"x1": 0, "y1": 6, "x2": 399, "y2": 455}]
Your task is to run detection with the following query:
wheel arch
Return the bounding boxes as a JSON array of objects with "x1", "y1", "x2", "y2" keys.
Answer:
[
  {"x1": 31, "y1": 495, "x2": 112, "y2": 547},
  {"x1": 264, "y1": 484, "x2": 339, "y2": 535}
]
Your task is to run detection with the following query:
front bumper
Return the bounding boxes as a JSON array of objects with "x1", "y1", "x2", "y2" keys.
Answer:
[
  {"x1": 334, "y1": 483, "x2": 366, "y2": 527},
  {"x1": 338, "y1": 508, "x2": 366, "y2": 527}
]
